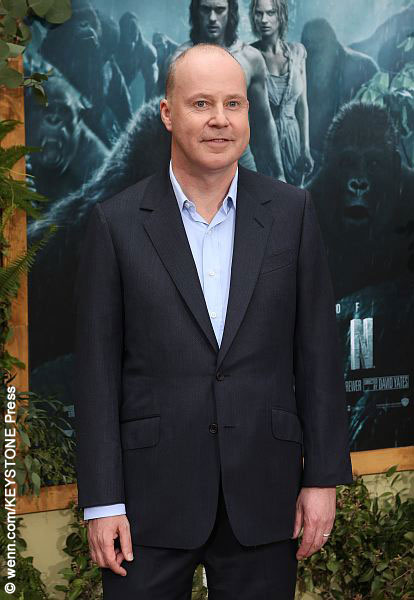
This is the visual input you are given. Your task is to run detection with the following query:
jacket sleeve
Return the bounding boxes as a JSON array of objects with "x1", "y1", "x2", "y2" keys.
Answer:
[
  {"x1": 73, "y1": 203, "x2": 126, "y2": 508},
  {"x1": 294, "y1": 189, "x2": 354, "y2": 487}
]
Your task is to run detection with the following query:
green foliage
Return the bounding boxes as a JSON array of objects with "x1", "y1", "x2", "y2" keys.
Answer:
[
  {"x1": 1, "y1": 383, "x2": 76, "y2": 495},
  {"x1": 297, "y1": 466, "x2": 414, "y2": 599},
  {"x1": 52, "y1": 502, "x2": 103, "y2": 600},
  {"x1": 0, "y1": 119, "x2": 57, "y2": 376},
  {"x1": 0, "y1": 502, "x2": 49, "y2": 600},
  {"x1": 355, "y1": 62, "x2": 414, "y2": 167},
  {"x1": 0, "y1": 0, "x2": 72, "y2": 101}
]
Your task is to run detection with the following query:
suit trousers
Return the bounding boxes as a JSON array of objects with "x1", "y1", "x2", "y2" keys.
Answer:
[{"x1": 101, "y1": 476, "x2": 299, "y2": 599}]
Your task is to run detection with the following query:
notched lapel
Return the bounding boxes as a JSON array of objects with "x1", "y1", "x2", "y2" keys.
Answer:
[
  {"x1": 141, "y1": 166, "x2": 276, "y2": 369},
  {"x1": 216, "y1": 174, "x2": 274, "y2": 370},
  {"x1": 143, "y1": 171, "x2": 219, "y2": 354}
]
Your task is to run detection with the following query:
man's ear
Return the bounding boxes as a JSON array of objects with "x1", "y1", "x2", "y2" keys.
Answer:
[{"x1": 160, "y1": 98, "x2": 172, "y2": 132}]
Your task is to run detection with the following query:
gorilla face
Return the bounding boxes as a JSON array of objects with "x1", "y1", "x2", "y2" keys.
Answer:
[
  {"x1": 327, "y1": 143, "x2": 401, "y2": 242},
  {"x1": 26, "y1": 80, "x2": 80, "y2": 174},
  {"x1": 318, "y1": 102, "x2": 401, "y2": 241},
  {"x1": 74, "y1": 8, "x2": 101, "y2": 49},
  {"x1": 334, "y1": 144, "x2": 395, "y2": 234}
]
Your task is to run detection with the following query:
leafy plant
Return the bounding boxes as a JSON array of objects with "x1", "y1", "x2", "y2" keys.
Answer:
[
  {"x1": 354, "y1": 63, "x2": 414, "y2": 168},
  {"x1": 1, "y1": 382, "x2": 76, "y2": 498},
  {"x1": 297, "y1": 465, "x2": 414, "y2": 599},
  {"x1": 0, "y1": 501, "x2": 49, "y2": 600},
  {"x1": 0, "y1": 119, "x2": 58, "y2": 375},
  {"x1": 0, "y1": 0, "x2": 72, "y2": 102}
]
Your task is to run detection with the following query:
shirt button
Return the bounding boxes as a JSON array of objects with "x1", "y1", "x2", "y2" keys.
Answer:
[
  {"x1": 216, "y1": 371, "x2": 225, "y2": 381},
  {"x1": 208, "y1": 271, "x2": 215, "y2": 276},
  {"x1": 209, "y1": 423, "x2": 218, "y2": 434},
  {"x1": 210, "y1": 311, "x2": 217, "y2": 318}
]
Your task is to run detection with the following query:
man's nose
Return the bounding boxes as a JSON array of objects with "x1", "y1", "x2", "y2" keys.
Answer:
[
  {"x1": 209, "y1": 10, "x2": 217, "y2": 21},
  {"x1": 209, "y1": 106, "x2": 229, "y2": 126}
]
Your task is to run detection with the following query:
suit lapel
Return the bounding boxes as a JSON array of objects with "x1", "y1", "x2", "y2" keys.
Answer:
[{"x1": 142, "y1": 164, "x2": 275, "y2": 370}]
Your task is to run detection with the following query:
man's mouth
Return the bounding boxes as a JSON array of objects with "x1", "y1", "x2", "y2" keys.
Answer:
[{"x1": 204, "y1": 138, "x2": 231, "y2": 143}]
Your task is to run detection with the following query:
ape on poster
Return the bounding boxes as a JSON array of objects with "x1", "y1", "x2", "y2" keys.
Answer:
[{"x1": 24, "y1": 0, "x2": 414, "y2": 454}]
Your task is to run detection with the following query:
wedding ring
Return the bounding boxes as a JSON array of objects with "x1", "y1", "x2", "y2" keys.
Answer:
[{"x1": 322, "y1": 533, "x2": 330, "y2": 537}]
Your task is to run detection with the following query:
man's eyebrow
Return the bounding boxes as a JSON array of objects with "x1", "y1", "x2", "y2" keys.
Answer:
[{"x1": 186, "y1": 93, "x2": 247, "y2": 101}]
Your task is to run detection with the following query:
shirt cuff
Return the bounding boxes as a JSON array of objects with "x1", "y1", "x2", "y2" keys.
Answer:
[{"x1": 83, "y1": 503, "x2": 126, "y2": 521}]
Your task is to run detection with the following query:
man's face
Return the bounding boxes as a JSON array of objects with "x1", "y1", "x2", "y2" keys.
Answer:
[
  {"x1": 161, "y1": 51, "x2": 250, "y2": 173},
  {"x1": 198, "y1": 0, "x2": 228, "y2": 43}
]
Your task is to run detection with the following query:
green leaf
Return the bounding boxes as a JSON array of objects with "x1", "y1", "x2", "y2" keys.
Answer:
[
  {"x1": 371, "y1": 575, "x2": 383, "y2": 592},
  {"x1": 0, "y1": 40, "x2": 10, "y2": 60},
  {"x1": 31, "y1": 470, "x2": 41, "y2": 488},
  {"x1": 359, "y1": 567, "x2": 375, "y2": 582},
  {"x1": 376, "y1": 561, "x2": 389, "y2": 572},
  {"x1": 0, "y1": 62, "x2": 23, "y2": 88},
  {"x1": 7, "y1": 43, "x2": 26, "y2": 58},
  {"x1": 16, "y1": 20, "x2": 31, "y2": 43},
  {"x1": 3, "y1": 0, "x2": 27, "y2": 19},
  {"x1": 327, "y1": 559, "x2": 339, "y2": 573},
  {"x1": 2, "y1": 14, "x2": 17, "y2": 36},
  {"x1": 43, "y1": 0, "x2": 72, "y2": 24},
  {"x1": 28, "y1": 0, "x2": 54, "y2": 18},
  {"x1": 385, "y1": 464, "x2": 398, "y2": 477},
  {"x1": 18, "y1": 427, "x2": 31, "y2": 447},
  {"x1": 404, "y1": 531, "x2": 414, "y2": 543}
]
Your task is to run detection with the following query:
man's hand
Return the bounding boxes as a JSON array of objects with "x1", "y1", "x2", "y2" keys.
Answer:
[
  {"x1": 292, "y1": 487, "x2": 336, "y2": 560},
  {"x1": 87, "y1": 515, "x2": 134, "y2": 576}
]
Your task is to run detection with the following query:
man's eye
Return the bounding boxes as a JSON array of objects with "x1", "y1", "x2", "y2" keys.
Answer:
[
  {"x1": 228, "y1": 101, "x2": 240, "y2": 108},
  {"x1": 196, "y1": 100, "x2": 207, "y2": 108}
]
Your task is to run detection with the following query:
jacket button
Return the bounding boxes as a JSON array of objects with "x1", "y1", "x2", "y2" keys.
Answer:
[
  {"x1": 209, "y1": 423, "x2": 218, "y2": 434},
  {"x1": 216, "y1": 371, "x2": 225, "y2": 381}
]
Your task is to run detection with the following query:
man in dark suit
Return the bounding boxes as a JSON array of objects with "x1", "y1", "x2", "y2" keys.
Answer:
[{"x1": 74, "y1": 42, "x2": 353, "y2": 599}]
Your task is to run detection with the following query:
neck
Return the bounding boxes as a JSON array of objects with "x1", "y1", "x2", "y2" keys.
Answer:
[
  {"x1": 259, "y1": 33, "x2": 280, "y2": 53},
  {"x1": 170, "y1": 152, "x2": 237, "y2": 218}
]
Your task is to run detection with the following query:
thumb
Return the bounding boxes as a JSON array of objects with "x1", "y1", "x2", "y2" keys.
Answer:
[
  {"x1": 291, "y1": 500, "x2": 303, "y2": 539},
  {"x1": 118, "y1": 519, "x2": 134, "y2": 562}
]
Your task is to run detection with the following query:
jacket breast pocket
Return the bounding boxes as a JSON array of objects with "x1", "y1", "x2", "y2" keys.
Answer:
[
  {"x1": 271, "y1": 407, "x2": 303, "y2": 445},
  {"x1": 120, "y1": 415, "x2": 160, "y2": 450},
  {"x1": 259, "y1": 248, "x2": 294, "y2": 275}
]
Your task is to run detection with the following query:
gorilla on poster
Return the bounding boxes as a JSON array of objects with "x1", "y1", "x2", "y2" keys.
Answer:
[{"x1": 24, "y1": 0, "x2": 414, "y2": 452}]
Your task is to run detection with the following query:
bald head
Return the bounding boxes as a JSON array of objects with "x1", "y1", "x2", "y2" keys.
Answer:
[{"x1": 165, "y1": 43, "x2": 246, "y2": 101}]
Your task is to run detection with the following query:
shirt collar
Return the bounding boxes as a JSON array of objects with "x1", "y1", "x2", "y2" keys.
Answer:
[{"x1": 169, "y1": 159, "x2": 238, "y2": 215}]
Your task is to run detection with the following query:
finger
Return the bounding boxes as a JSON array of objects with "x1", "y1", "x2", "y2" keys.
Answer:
[
  {"x1": 118, "y1": 520, "x2": 134, "y2": 562},
  {"x1": 321, "y1": 526, "x2": 333, "y2": 547},
  {"x1": 94, "y1": 545, "x2": 108, "y2": 569},
  {"x1": 115, "y1": 549, "x2": 126, "y2": 566},
  {"x1": 307, "y1": 529, "x2": 324, "y2": 557},
  {"x1": 102, "y1": 537, "x2": 127, "y2": 576},
  {"x1": 296, "y1": 522, "x2": 317, "y2": 560},
  {"x1": 292, "y1": 502, "x2": 303, "y2": 539}
]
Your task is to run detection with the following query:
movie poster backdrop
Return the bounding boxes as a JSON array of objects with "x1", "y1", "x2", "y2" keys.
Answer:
[{"x1": 24, "y1": 0, "x2": 414, "y2": 459}]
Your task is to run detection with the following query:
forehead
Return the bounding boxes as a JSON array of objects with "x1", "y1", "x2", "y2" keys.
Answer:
[
  {"x1": 199, "y1": 0, "x2": 228, "y2": 8},
  {"x1": 255, "y1": 0, "x2": 276, "y2": 10},
  {"x1": 175, "y1": 55, "x2": 246, "y2": 95}
]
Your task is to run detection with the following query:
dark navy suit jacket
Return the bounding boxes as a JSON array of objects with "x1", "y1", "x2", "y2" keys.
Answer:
[{"x1": 73, "y1": 163, "x2": 353, "y2": 549}]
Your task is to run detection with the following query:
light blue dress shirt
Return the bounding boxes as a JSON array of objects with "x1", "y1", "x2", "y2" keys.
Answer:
[{"x1": 83, "y1": 159, "x2": 238, "y2": 520}]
